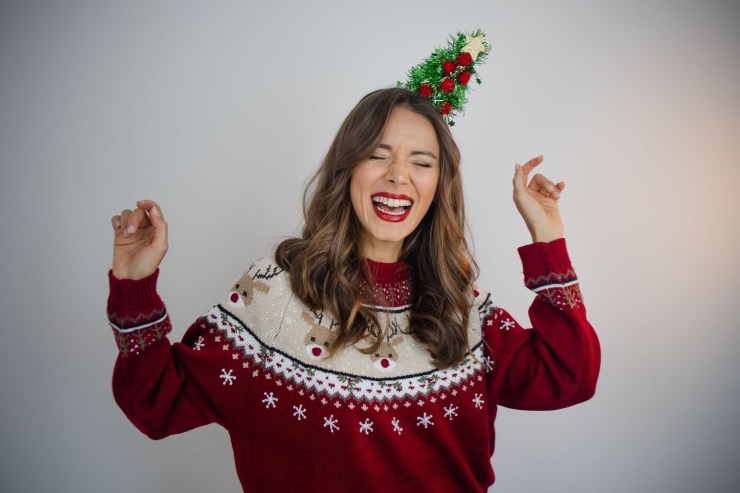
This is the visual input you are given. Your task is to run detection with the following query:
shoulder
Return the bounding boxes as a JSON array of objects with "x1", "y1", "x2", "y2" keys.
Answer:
[
  {"x1": 472, "y1": 285, "x2": 495, "y2": 320},
  {"x1": 463, "y1": 285, "x2": 496, "y2": 344}
]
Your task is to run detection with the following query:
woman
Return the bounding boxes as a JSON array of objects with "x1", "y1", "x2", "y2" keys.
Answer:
[{"x1": 108, "y1": 88, "x2": 600, "y2": 492}]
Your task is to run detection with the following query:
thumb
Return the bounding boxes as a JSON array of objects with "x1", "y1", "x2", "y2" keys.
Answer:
[
  {"x1": 512, "y1": 164, "x2": 527, "y2": 195},
  {"x1": 148, "y1": 204, "x2": 165, "y2": 228},
  {"x1": 136, "y1": 199, "x2": 165, "y2": 228},
  {"x1": 136, "y1": 199, "x2": 169, "y2": 251}
]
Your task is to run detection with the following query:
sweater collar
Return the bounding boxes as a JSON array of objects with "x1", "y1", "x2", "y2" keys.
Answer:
[{"x1": 365, "y1": 259, "x2": 411, "y2": 283}]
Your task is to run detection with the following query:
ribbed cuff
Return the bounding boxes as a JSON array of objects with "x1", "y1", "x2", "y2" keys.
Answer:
[
  {"x1": 517, "y1": 238, "x2": 572, "y2": 282},
  {"x1": 107, "y1": 269, "x2": 162, "y2": 312}
]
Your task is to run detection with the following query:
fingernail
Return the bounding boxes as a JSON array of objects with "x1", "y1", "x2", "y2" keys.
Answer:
[
  {"x1": 515, "y1": 164, "x2": 521, "y2": 171},
  {"x1": 126, "y1": 225, "x2": 136, "y2": 235},
  {"x1": 152, "y1": 207, "x2": 160, "y2": 217}
]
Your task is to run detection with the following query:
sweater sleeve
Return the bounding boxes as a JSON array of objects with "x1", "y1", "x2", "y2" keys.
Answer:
[
  {"x1": 107, "y1": 270, "x2": 236, "y2": 439},
  {"x1": 483, "y1": 238, "x2": 600, "y2": 411}
]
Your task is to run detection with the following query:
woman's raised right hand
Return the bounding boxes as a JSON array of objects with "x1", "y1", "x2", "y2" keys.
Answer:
[{"x1": 110, "y1": 199, "x2": 169, "y2": 280}]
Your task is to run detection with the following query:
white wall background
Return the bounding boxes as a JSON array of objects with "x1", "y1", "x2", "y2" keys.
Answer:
[{"x1": 1, "y1": 0, "x2": 738, "y2": 491}]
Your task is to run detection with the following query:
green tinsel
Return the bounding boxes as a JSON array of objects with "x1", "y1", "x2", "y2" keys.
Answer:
[{"x1": 398, "y1": 30, "x2": 490, "y2": 125}]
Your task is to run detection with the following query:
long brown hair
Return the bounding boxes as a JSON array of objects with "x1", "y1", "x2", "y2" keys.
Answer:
[{"x1": 275, "y1": 88, "x2": 478, "y2": 368}]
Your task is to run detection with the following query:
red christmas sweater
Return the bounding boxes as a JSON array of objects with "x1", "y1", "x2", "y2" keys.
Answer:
[{"x1": 107, "y1": 238, "x2": 599, "y2": 492}]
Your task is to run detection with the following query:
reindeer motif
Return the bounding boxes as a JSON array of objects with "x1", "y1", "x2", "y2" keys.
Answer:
[
  {"x1": 227, "y1": 271, "x2": 270, "y2": 307},
  {"x1": 371, "y1": 336, "x2": 404, "y2": 372},
  {"x1": 302, "y1": 311, "x2": 336, "y2": 360}
]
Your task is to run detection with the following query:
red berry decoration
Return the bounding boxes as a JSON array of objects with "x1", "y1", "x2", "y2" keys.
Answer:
[
  {"x1": 419, "y1": 83, "x2": 434, "y2": 98},
  {"x1": 457, "y1": 71, "x2": 471, "y2": 86},
  {"x1": 399, "y1": 31, "x2": 490, "y2": 124},
  {"x1": 456, "y1": 52, "x2": 473, "y2": 67},
  {"x1": 439, "y1": 77, "x2": 455, "y2": 93}
]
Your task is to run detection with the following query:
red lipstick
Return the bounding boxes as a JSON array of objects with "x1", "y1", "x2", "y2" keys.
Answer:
[{"x1": 371, "y1": 193, "x2": 414, "y2": 222}]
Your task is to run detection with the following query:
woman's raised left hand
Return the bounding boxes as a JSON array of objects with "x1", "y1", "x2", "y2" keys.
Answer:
[{"x1": 512, "y1": 155, "x2": 565, "y2": 243}]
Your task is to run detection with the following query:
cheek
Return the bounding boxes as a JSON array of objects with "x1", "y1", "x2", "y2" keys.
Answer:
[
  {"x1": 349, "y1": 163, "x2": 380, "y2": 213},
  {"x1": 418, "y1": 174, "x2": 440, "y2": 205}
]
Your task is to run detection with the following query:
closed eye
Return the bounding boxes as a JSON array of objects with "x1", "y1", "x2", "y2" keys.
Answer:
[{"x1": 414, "y1": 162, "x2": 433, "y2": 168}]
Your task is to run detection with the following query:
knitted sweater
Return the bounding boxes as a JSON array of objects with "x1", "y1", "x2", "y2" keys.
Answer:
[{"x1": 107, "y1": 238, "x2": 600, "y2": 492}]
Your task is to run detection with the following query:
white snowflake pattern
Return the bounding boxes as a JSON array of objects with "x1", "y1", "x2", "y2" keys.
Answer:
[
  {"x1": 293, "y1": 405, "x2": 306, "y2": 420},
  {"x1": 416, "y1": 413, "x2": 434, "y2": 429},
  {"x1": 444, "y1": 405, "x2": 459, "y2": 420},
  {"x1": 500, "y1": 319, "x2": 516, "y2": 331},
  {"x1": 194, "y1": 336, "x2": 205, "y2": 351},
  {"x1": 472, "y1": 393, "x2": 485, "y2": 409},
  {"x1": 323, "y1": 415, "x2": 340, "y2": 433},
  {"x1": 392, "y1": 417, "x2": 403, "y2": 435},
  {"x1": 483, "y1": 355, "x2": 494, "y2": 372},
  {"x1": 262, "y1": 392, "x2": 278, "y2": 408},
  {"x1": 219, "y1": 369, "x2": 236, "y2": 385},
  {"x1": 359, "y1": 418, "x2": 374, "y2": 435}
]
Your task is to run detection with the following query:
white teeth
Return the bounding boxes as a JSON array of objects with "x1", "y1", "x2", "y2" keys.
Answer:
[{"x1": 372, "y1": 196, "x2": 412, "y2": 207}]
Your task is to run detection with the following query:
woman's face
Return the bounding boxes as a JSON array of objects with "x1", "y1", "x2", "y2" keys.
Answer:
[{"x1": 350, "y1": 106, "x2": 440, "y2": 262}]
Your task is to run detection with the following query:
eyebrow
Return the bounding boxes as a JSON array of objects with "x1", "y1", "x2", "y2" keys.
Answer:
[{"x1": 378, "y1": 143, "x2": 438, "y2": 160}]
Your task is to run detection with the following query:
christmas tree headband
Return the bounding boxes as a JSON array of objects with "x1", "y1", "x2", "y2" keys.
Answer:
[{"x1": 398, "y1": 30, "x2": 490, "y2": 125}]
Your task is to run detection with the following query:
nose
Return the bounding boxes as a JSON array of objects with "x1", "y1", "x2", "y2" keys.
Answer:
[{"x1": 386, "y1": 158, "x2": 409, "y2": 185}]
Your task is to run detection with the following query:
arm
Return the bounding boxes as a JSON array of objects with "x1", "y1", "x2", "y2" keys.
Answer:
[
  {"x1": 108, "y1": 270, "x2": 230, "y2": 439},
  {"x1": 484, "y1": 239, "x2": 600, "y2": 410},
  {"x1": 483, "y1": 156, "x2": 599, "y2": 409},
  {"x1": 107, "y1": 201, "x2": 231, "y2": 438}
]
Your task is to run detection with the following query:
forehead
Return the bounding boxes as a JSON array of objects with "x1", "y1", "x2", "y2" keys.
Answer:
[{"x1": 379, "y1": 107, "x2": 440, "y2": 154}]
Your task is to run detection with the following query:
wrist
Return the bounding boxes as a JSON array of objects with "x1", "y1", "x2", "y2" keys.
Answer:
[
  {"x1": 531, "y1": 231, "x2": 564, "y2": 243},
  {"x1": 111, "y1": 266, "x2": 155, "y2": 281},
  {"x1": 528, "y1": 223, "x2": 564, "y2": 244}
]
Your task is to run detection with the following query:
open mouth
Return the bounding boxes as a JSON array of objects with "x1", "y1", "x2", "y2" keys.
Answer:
[{"x1": 371, "y1": 193, "x2": 413, "y2": 221}]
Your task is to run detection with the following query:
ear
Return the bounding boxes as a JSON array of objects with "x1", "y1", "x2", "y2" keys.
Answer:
[
  {"x1": 253, "y1": 281, "x2": 270, "y2": 293},
  {"x1": 301, "y1": 311, "x2": 315, "y2": 325},
  {"x1": 391, "y1": 336, "x2": 404, "y2": 346}
]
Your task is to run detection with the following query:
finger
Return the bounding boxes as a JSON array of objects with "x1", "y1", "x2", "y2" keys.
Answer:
[
  {"x1": 521, "y1": 155, "x2": 544, "y2": 174},
  {"x1": 136, "y1": 199, "x2": 165, "y2": 228},
  {"x1": 119, "y1": 209, "x2": 132, "y2": 235},
  {"x1": 135, "y1": 199, "x2": 168, "y2": 251},
  {"x1": 123, "y1": 207, "x2": 151, "y2": 237},
  {"x1": 512, "y1": 164, "x2": 525, "y2": 193},
  {"x1": 111, "y1": 215, "x2": 121, "y2": 233},
  {"x1": 514, "y1": 155, "x2": 544, "y2": 195},
  {"x1": 529, "y1": 174, "x2": 561, "y2": 199}
]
